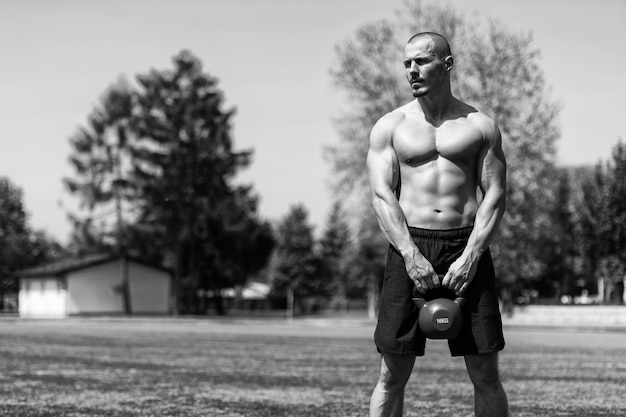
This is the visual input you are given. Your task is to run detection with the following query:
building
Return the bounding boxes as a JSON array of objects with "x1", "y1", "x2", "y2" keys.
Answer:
[{"x1": 18, "y1": 254, "x2": 171, "y2": 318}]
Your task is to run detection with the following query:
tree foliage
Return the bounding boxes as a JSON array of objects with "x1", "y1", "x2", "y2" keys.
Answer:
[
  {"x1": 0, "y1": 178, "x2": 64, "y2": 308},
  {"x1": 327, "y1": 1, "x2": 561, "y2": 294},
  {"x1": 129, "y1": 51, "x2": 272, "y2": 313},
  {"x1": 607, "y1": 140, "x2": 626, "y2": 258},
  {"x1": 571, "y1": 140, "x2": 626, "y2": 302},
  {"x1": 454, "y1": 21, "x2": 561, "y2": 287},
  {"x1": 318, "y1": 202, "x2": 353, "y2": 305},
  {"x1": 65, "y1": 51, "x2": 273, "y2": 314},
  {"x1": 269, "y1": 205, "x2": 321, "y2": 304},
  {"x1": 65, "y1": 81, "x2": 135, "y2": 254}
]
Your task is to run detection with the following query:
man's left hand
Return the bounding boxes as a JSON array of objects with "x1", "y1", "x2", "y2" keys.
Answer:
[{"x1": 441, "y1": 255, "x2": 479, "y2": 295}]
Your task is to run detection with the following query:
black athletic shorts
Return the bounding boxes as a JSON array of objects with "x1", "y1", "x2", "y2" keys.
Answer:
[{"x1": 374, "y1": 226, "x2": 505, "y2": 357}]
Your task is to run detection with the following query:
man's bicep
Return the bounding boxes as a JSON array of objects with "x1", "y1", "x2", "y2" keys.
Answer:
[
  {"x1": 477, "y1": 123, "x2": 506, "y2": 193},
  {"x1": 367, "y1": 118, "x2": 399, "y2": 196}
]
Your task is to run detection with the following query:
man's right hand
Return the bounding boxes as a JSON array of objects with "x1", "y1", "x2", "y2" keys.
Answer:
[{"x1": 402, "y1": 250, "x2": 440, "y2": 294}]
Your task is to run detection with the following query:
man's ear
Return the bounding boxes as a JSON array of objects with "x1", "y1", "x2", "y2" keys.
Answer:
[{"x1": 445, "y1": 55, "x2": 454, "y2": 72}]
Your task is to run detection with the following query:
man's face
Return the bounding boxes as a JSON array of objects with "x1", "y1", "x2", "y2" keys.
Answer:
[{"x1": 403, "y1": 39, "x2": 449, "y2": 98}]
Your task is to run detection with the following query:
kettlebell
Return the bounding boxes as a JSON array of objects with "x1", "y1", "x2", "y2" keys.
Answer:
[{"x1": 412, "y1": 292, "x2": 466, "y2": 339}]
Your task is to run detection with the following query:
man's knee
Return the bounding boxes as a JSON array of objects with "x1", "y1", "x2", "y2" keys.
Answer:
[
  {"x1": 377, "y1": 353, "x2": 415, "y2": 391},
  {"x1": 464, "y1": 352, "x2": 502, "y2": 388}
]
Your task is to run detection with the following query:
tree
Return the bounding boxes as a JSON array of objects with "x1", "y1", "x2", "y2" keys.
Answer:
[
  {"x1": 350, "y1": 212, "x2": 388, "y2": 318},
  {"x1": 129, "y1": 50, "x2": 267, "y2": 314},
  {"x1": 455, "y1": 20, "x2": 561, "y2": 292},
  {"x1": 198, "y1": 187, "x2": 275, "y2": 314},
  {"x1": 65, "y1": 80, "x2": 139, "y2": 315},
  {"x1": 0, "y1": 178, "x2": 32, "y2": 303},
  {"x1": 64, "y1": 50, "x2": 272, "y2": 314},
  {"x1": 269, "y1": 204, "x2": 320, "y2": 315},
  {"x1": 535, "y1": 167, "x2": 578, "y2": 300},
  {"x1": 0, "y1": 178, "x2": 64, "y2": 310},
  {"x1": 574, "y1": 139, "x2": 626, "y2": 303},
  {"x1": 65, "y1": 80, "x2": 135, "y2": 255},
  {"x1": 607, "y1": 140, "x2": 626, "y2": 261},
  {"x1": 327, "y1": 1, "x2": 561, "y2": 300},
  {"x1": 318, "y1": 201, "x2": 353, "y2": 309}
]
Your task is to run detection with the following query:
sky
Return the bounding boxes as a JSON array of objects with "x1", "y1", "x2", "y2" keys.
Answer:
[{"x1": 1, "y1": 0, "x2": 625, "y2": 244}]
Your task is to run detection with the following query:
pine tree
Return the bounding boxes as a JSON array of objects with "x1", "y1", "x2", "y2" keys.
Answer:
[
  {"x1": 64, "y1": 51, "x2": 272, "y2": 314},
  {"x1": 65, "y1": 80, "x2": 135, "y2": 254},
  {"x1": 269, "y1": 205, "x2": 320, "y2": 314},
  {"x1": 318, "y1": 202, "x2": 352, "y2": 309}
]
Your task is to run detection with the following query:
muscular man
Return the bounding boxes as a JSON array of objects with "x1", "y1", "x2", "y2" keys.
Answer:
[{"x1": 367, "y1": 32, "x2": 509, "y2": 416}]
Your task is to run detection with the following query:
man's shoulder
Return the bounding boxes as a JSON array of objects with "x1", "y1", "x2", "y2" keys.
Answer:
[
  {"x1": 372, "y1": 104, "x2": 411, "y2": 135},
  {"x1": 470, "y1": 114, "x2": 499, "y2": 141},
  {"x1": 459, "y1": 104, "x2": 499, "y2": 140},
  {"x1": 384, "y1": 102, "x2": 416, "y2": 122}
]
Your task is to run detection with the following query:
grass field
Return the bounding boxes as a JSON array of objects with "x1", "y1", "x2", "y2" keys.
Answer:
[{"x1": 0, "y1": 317, "x2": 625, "y2": 417}]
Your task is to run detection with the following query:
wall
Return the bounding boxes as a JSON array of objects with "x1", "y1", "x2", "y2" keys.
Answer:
[
  {"x1": 128, "y1": 262, "x2": 170, "y2": 314},
  {"x1": 66, "y1": 261, "x2": 124, "y2": 315},
  {"x1": 19, "y1": 277, "x2": 67, "y2": 318}
]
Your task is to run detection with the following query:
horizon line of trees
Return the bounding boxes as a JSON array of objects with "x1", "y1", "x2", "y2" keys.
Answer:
[
  {"x1": 3, "y1": 133, "x2": 625, "y2": 315},
  {"x1": 1, "y1": 1, "x2": 624, "y2": 316}
]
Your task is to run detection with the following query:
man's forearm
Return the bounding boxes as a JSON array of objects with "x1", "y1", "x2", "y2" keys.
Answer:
[
  {"x1": 372, "y1": 192, "x2": 440, "y2": 292},
  {"x1": 372, "y1": 193, "x2": 419, "y2": 257},
  {"x1": 464, "y1": 190, "x2": 506, "y2": 261}
]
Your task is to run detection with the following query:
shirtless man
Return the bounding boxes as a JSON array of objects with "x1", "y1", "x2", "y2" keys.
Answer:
[{"x1": 367, "y1": 32, "x2": 509, "y2": 416}]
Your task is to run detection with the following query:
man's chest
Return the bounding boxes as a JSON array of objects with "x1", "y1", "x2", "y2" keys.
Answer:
[{"x1": 392, "y1": 117, "x2": 484, "y2": 166}]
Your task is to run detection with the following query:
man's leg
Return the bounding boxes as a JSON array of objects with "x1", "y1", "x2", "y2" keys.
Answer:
[
  {"x1": 464, "y1": 352, "x2": 509, "y2": 417},
  {"x1": 370, "y1": 353, "x2": 416, "y2": 417}
]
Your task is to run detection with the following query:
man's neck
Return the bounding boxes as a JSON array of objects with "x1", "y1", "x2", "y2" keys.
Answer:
[{"x1": 416, "y1": 85, "x2": 454, "y2": 126}]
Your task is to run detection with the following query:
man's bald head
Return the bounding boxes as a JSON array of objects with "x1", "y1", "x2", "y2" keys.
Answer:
[{"x1": 406, "y1": 32, "x2": 452, "y2": 60}]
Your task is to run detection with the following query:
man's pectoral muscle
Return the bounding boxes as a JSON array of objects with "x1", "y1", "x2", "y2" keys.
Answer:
[{"x1": 392, "y1": 112, "x2": 484, "y2": 230}]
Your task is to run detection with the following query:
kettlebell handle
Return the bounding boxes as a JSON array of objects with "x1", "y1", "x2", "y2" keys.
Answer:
[
  {"x1": 412, "y1": 294, "x2": 466, "y2": 309},
  {"x1": 412, "y1": 296, "x2": 427, "y2": 309}
]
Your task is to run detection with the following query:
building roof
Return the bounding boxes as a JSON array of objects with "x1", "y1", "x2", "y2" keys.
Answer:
[{"x1": 18, "y1": 254, "x2": 171, "y2": 278}]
